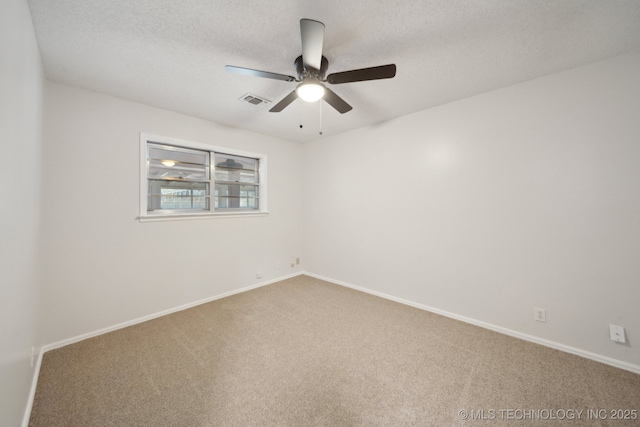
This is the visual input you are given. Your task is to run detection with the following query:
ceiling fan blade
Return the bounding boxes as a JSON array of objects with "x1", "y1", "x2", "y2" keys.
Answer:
[
  {"x1": 326, "y1": 64, "x2": 396, "y2": 84},
  {"x1": 269, "y1": 90, "x2": 298, "y2": 112},
  {"x1": 225, "y1": 65, "x2": 296, "y2": 82},
  {"x1": 323, "y1": 88, "x2": 352, "y2": 114},
  {"x1": 300, "y1": 19, "x2": 325, "y2": 71}
]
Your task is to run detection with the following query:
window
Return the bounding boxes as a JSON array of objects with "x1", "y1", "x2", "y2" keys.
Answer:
[{"x1": 139, "y1": 133, "x2": 267, "y2": 221}]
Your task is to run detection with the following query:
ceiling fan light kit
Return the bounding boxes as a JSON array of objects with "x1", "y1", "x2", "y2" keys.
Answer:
[
  {"x1": 225, "y1": 19, "x2": 396, "y2": 115},
  {"x1": 296, "y1": 81, "x2": 325, "y2": 102}
]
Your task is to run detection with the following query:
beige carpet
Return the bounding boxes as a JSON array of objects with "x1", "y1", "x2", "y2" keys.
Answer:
[{"x1": 30, "y1": 275, "x2": 640, "y2": 426}]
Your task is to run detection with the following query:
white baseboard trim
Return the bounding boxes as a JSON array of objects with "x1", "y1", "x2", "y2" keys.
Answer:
[
  {"x1": 42, "y1": 272, "x2": 304, "y2": 353},
  {"x1": 22, "y1": 269, "x2": 638, "y2": 425},
  {"x1": 22, "y1": 346, "x2": 44, "y2": 427},
  {"x1": 23, "y1": 271, "x2": 304, "y2": 425},
  {"x1": 303, "y1": 271, "x2": 640, "y2": 375}
]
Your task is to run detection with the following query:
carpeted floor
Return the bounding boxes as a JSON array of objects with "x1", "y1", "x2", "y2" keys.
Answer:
[{"x1": 30, "y1": 275, "x2": 640, "y2": 426}]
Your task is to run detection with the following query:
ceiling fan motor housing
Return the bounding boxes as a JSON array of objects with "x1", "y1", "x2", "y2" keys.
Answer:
[{"x1": 295, "y1": 55, "x2": 329, "y2": 81}]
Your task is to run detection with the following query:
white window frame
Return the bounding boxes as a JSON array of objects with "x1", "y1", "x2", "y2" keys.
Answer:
[{"x1": 138, "y1": 133, "x2": 268, "y2": 222}]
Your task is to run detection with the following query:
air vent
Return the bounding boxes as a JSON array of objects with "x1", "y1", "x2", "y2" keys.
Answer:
[{"x1": 239, "y1": 93, "x2": 271, "y2": 106}]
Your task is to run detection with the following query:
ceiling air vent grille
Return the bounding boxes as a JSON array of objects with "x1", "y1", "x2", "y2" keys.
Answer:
[{"x1": 239, "y1": 93, "x2": 271, "y2": 106}]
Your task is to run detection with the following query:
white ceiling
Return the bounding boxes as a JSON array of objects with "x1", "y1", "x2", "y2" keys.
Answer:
[{"x1": 27, "y1": 0, "x2": 640, "y2": 143}]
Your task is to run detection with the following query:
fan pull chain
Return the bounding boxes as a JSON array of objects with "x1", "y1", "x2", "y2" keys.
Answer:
[
  {"x1": 299, "y1": 100, "x2": 304, "y2": 129},
  {"x1": 319, "y1": 101, "x2": 323, "y2": 136}
]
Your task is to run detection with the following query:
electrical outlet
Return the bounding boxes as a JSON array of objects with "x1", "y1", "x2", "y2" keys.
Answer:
[
  {"x1": 534, "y1": 307, "x2": 546, "y2": 323},
  {"x1": 609, "y1": 325, "x2": 626, "y2": 343},
  {"x1": 296, "y1": 257, "x2": 300, "y2": 265},
  {"x1": 256, "y1": 271, "x2": 262, "y2": 279}
]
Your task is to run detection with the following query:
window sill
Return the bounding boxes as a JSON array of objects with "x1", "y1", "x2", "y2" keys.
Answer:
[{"x1": 138, "y1": 211, "x2": 269, "y2": 222}]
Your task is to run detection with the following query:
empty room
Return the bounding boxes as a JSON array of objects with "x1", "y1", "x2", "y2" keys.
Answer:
[{"x1": 2, "y1": 0, "x2": 640, "y2": 425}]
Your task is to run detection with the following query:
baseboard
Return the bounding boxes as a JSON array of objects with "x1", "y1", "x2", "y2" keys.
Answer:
[
  {"x1": 22, "y1": 346, "x2": 44, "y2": 427},
  {"x1": 303, "y1": 271, "x2": 640, "y2": 375},
  {"x1": 23, "y1": 272, "x2": 304, "y2": 425},
  {"x1": 22, "y1": 269, "x2": 638, "y2": 425},
  {"x1": 42, "y1": 271, "x2": 304, "y2": 353}
]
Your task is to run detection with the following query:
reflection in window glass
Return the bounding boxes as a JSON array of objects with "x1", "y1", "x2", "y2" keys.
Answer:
[
  {"x1": 144, "y1": 137, "x2": 263, "y2": 216},
  {"x1": 160, "y1": 188, "x2": 207, "y2": 209}
]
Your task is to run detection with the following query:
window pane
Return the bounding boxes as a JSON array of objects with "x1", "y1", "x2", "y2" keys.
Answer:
[
  {"x1": 214, "y1": 168, "x2": 258, "y2": 184},
  {"x1": 214, "y1": 153, "x2": 258, "y2": 184},
  {"x1": 149, "y1": 145, "x2": 208, "y2": 166},
  {"x1": 148, "y1": 144, "x2": 209, "y2": 181},
  {"x1": 148, "y1": 180, "x2": 209, "y2": 211},
  {"x1": 149, "y1": 161, "x2": 208, "y2": 181},
  {"x1": 215, "y1": 184, "x2": 258, "y2": 210}
]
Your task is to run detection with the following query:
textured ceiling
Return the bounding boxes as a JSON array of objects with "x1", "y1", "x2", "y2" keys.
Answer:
[{"x1": 27, "y1": 0, "x2": 640, "y2": 143}]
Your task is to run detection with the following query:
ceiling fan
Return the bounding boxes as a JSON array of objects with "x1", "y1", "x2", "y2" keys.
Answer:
[{"x1": 225, "y1": 19, "x2": 396, "y2": 114}]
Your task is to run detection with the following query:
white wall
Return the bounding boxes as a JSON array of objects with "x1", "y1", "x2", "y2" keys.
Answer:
[
  {"x1": 0, "y1": 0, "x2": 44, "y2": 425},
  {"x1": 41, "y1": 82, "x2": 304, "y2": 345},
  {"x1": 303, "y1": 52, "x2": 640, "y2": 367}
]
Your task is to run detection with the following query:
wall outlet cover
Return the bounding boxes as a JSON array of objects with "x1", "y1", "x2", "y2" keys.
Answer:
[
  {"x1": 609, "y1": 324, "x2": 626, "y2": 343},
  {"x1": 534, "y1": 307, "x2": 546, "y2": 322}
]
